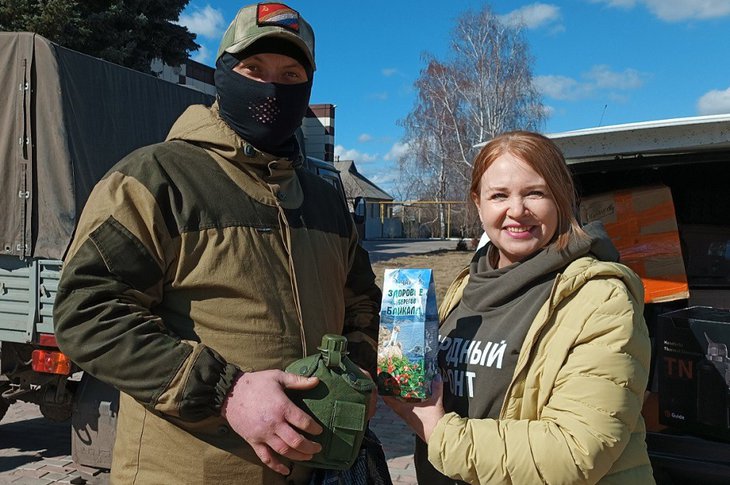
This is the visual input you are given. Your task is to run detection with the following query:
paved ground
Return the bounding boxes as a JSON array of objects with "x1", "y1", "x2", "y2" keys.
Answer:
[
  {"x1": 0, "y1": 398, "x2": 416, "y2": 484},
  {"x1": 370, "y1": 400, "x2": 419, "y2": 484},
  {"x1": 362, "y1": 238, "x2": 461, "y2": 263},
  {"x1": 0, "y1": 401, "x2": 108, "y2": 484},
  {"x1": 0, "y1": 239, "x2": 447, "y2": 484}
]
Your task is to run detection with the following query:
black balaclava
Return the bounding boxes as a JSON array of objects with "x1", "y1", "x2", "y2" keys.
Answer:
[{"x1": 215, "y1": 38, "x2": 313, "y2": 158}]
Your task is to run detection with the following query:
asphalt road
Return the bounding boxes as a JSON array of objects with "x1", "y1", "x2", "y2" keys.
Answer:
[{"x1": 362, "y1": 238, "x2": 461, "y2": 262}]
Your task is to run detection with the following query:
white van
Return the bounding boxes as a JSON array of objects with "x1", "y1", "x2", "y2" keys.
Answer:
[{"x1": 549, "y1": 115, "x2": 730, "y2": 484}]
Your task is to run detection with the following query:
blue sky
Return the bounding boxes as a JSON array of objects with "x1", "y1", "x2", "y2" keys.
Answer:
[{"x1": 178, "y1": 1, "x2": 730, "y2": 194}]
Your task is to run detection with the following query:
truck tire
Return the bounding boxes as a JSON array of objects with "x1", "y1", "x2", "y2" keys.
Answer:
[
  {"x1": 40, "y1": 400, "x2": 73, "y2": 422},
  {"x1": 0, "y1": 397, "x2": 9, "y2": 422}
]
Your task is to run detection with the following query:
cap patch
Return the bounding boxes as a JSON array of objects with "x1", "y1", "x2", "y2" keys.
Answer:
[{"x1": 257, "y1": 3, "x2": 300, "y2": 32}]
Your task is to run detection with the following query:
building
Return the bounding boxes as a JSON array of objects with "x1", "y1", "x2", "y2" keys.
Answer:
[
  {"x1": 150, "y1": 58, "x2": 216, "y2": 96},
  {"x1": 302, "y1": 104, "x2": 336, "y2": 162},
  {"x1": 334, "y1": 160, "x2": 395, "y2": 240}
]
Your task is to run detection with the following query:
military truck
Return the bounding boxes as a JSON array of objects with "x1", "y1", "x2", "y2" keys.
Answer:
[
  {"x1": 0, "y1": 32, "x2": 351, "y2": 470},
  {"x1": 548, "y1": 115, "x2": 730, "y2": 484},
  {"x1": 0, "y1": 31, "x2": 217, "y2": 466}
]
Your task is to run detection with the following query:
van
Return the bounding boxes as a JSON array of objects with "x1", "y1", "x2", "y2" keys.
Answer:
[{"x1": 549, "y1": 115, "x2": 730, "y2": 484}]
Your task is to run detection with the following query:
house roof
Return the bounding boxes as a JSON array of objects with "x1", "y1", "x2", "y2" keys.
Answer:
[{"x1": 333, "y1": 160, "x2": 393, "y2": 201}]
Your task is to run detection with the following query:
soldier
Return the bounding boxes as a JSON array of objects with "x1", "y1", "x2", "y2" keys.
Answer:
[{"x1": 53, "y1": 3, "x2": 380, "y2": 483}]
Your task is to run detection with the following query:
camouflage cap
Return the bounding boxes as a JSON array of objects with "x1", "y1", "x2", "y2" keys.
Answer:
[{"x1": 217, "y1": 2, "x2": 316, "y2": 70}]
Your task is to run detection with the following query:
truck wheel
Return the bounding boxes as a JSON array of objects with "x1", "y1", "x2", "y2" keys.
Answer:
[
  {"x1": 40, "y1": 401, "x2": 72, "y2": 422},
  {"x1": 0, "y1": 397, "x2": 9, "y2": 422}
]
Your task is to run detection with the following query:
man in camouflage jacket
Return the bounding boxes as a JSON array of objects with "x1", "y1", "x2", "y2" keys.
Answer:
[{"x1": 53, "y1": 3, "x2": 380, "y2": 483}]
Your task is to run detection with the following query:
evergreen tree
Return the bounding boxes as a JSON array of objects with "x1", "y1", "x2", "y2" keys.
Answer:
[{"x1": 0, "y1": 0, "x2": 198, "y2": 73}]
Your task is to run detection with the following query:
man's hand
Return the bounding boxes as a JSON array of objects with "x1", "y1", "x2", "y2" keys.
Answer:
[
  {"x1": 221, "y1": 370, "x2": 323, "y2": 475},
  {"x1": 382, "y1": 375, "x2": 445, "y2": 443}
]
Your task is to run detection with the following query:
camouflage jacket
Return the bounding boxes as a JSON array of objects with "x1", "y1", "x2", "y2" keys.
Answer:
[{"x1": 54, "y1": 104, "x2": 380, "y2": 484}]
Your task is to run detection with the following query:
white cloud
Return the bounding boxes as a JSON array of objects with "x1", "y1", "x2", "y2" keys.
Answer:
[
  {"x1": 368, "y1": 170, "x2": 400, "y2": 189},
  {"x1": 382, "y1": 68, "x2": 398, "y2": 77},
  {"x1": 499, "y1": 3, "x2": 562, "y2": 30},
  {"x1": 697, "y1": 87, "x2": 730, "y2": 115},
  {"x1": 334, "y1": 145, "x2": 378, "y2": 163},
  {"x1": 370, "y1": 92, "x2": 389, "y2": 101},
  {"x1": 384, "y1": 142, "x2": 410, "y2": 161},
  {"x1": 190, "y1": 45, "x2": 212, "y2": 64},
  {"x1": 589, "y1": 0, "x2": 636, "y2": 7},
  {"x1": 358, "y1": 133, "x2": 373, "y2": 143},
  {"x1": 647, "y1": 0, "x2": 730, "y2": 21},
  {"x1": 536, "y1": 65, "x2": 646, "y2": 101},
  {"x1": 584, "y1": 65, "x2": 646, "y2": 90},
  {"x1": 178, "y1": 5, "x2": 226, "y2": 39},
  {"x1": 590, "y1": 0, "x2": 730, "y2": 21},
  {"x1": 607, "y1": 92, "x2": 630, "y2": 103},
  {"x1": 534, "y1": 75, "x2": 593, "y2": 100}
]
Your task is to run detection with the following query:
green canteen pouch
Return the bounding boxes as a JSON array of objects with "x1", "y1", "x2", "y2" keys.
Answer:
[{"x1": 285, "y1": 334, "x2": 375, "y2": 470}]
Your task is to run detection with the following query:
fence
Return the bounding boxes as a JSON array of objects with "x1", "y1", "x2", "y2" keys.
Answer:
[{"x1": 363, "y1": 200, "x2": 482, "y2": 241}]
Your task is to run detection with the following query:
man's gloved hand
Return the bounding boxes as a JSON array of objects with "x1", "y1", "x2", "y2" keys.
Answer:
[{"x1": 221, "y1": 370, "x2": 323, "y2": 475}]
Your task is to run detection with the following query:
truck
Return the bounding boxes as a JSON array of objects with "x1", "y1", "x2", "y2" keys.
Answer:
[
  {"x1": 0, "y1": 32, "x2": 351, "y2": 470},
  {"x1": 0, "y1": 31, "x2": 217, "y2": 467},
  {"x1": 548, "y1": 115, "x2": 730, "y2": 484}
]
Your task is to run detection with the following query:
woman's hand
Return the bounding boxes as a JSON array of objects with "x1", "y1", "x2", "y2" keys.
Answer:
[{"x1": 382, "y1": 375, "x2": 445, "y2": 442}]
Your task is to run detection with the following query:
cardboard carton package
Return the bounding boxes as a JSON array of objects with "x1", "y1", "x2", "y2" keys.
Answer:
[
  {"x1": 376, "y1": 268, "x2": 438, "y2": 400},
  {"x1": 580, "y1": 184, "x2": 689, "y2": 303}
]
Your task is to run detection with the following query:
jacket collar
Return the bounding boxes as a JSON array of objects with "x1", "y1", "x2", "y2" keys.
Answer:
[{"x1": 165, "y1": 103, "x2": 303, "y2": 208}]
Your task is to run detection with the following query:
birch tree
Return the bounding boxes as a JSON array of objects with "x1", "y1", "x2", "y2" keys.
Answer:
[{"x1": 398, "y1": 4, "x2": 546, "y2": 237}]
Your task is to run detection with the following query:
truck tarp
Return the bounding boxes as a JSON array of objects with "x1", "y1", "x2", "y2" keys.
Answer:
[{"x1": 0, "y1": 32, "x2": 213, "y2": 260}]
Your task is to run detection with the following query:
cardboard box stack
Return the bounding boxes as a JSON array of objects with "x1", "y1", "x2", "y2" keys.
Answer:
[{"x1": 580, "y1": 184, "x2": 689, "y2": 303}]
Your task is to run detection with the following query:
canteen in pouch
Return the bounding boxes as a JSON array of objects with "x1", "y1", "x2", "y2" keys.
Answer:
[{"x1": 285, "y1": 334, "x2": 375, "y2": 470}]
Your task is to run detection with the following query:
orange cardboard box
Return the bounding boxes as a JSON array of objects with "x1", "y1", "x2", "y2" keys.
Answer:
[{"x1": 580, "y1": 185, "x2": 689, "y2": 303}]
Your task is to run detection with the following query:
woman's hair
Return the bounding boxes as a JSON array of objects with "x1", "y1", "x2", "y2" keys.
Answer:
[{"x1": 470, "y1": 130, "x2": 587, "y2": 250}]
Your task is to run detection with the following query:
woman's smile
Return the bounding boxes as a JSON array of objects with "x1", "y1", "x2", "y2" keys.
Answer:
[{"x1": 473, "y1": 152, "x2": 559, "y2": 268}]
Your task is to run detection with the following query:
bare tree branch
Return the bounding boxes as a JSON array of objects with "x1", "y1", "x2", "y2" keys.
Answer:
[{"x1": 396, "y1": 4, "x2": 546, "y2": 238}]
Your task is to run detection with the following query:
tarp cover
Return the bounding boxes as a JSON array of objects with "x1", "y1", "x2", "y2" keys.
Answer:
[{"x1": 0, "y1": 33, "x2": 213, "y2": 259}]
